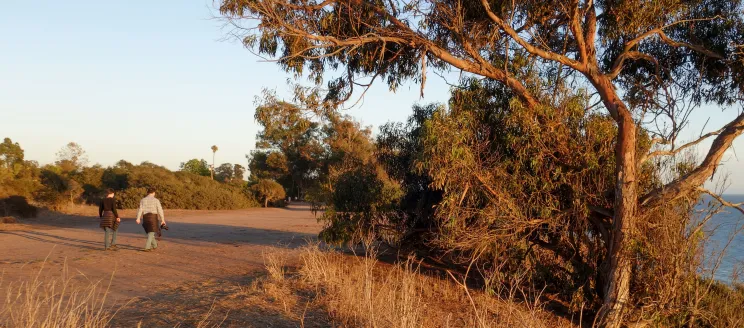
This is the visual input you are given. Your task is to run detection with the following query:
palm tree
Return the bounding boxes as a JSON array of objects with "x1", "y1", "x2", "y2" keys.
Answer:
[
  {"x1": 210, "y1": 145, "x2": 218, "y2": 180},
  {"x1": 245, "y1": 153, "x2": 251, "y2": 179}
]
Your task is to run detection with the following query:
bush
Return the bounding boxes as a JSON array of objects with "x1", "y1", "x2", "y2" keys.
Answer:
[
  {"x1": 106, "y1": 165, "x2": 258, "y2": 210},
  {"x1": 319, "y1": 164, "x2": 402, "y2": 245},
  {"x1": 0, "y1": 196, "x2": 37, "y2": 218},
  {"x1": 250, "y1": 179, "x2": 286, "y2": 208}
]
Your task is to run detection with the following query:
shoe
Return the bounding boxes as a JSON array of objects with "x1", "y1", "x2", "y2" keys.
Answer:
[
  {"x1": 141, "y1": 249, "x2": 152, "y2": 252},
  {"x1": 109, "y1": 245, "x2": 119, "y2": 250}
]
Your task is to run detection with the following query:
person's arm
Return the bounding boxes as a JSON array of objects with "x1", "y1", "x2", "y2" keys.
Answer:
[
  {"x1": 111, "y1": 199, "x2": 120, "y2": 220},
  {"x1": 135, "y1": 199, "x2": 144, "y2": 224},
  {"x1": 156, "y1": 200, "x2": 165, "y2": 224},
  {"x1": 98, "y1": 200, "x2": 103, "y2": 218}
]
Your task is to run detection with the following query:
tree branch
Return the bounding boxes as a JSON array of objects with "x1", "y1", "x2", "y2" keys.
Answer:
[
  {"x1": 570, "y1": 1, "x2": 589, "y2": 64},
  {"x1": 641, "y1": 111, "x2": 744, "y2": 207},
  {"x1": 479, "y1": 0, "x2": 586, "y2": 72},
  {"x1": 246, "y1": 0, "x2": 542, "y2": 108},
  {"x1": 639, "y1": 124, "x2": 730, "y2": 163},
  {"x1": 698, "y1": 187, "x2": 744, "y2": 217},
  {"x1": 583, "y1": 0, "x2": 598, "y2": 63},
  {"x1": 605, "y1": 16, "x2": 725, "y2": 78},
  {"x1": 607, "y1": 51, "x2": 659, "y2": 80}
]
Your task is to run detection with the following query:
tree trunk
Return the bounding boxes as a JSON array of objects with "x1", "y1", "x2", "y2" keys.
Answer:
[
  {"x1": 264, "y1": 198, "x2": 268, "y2": 208},
  {"x1": 600, "y1": 109, "x2": 638, "y2": 328},
  {"x1": 590, "y1": 74, "x2": 638, "y2": 327}
]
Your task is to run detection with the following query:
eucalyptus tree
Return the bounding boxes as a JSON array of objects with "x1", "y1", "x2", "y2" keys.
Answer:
[{"x1": 220, "y1": 1, "x2": 744, "y2": 325}]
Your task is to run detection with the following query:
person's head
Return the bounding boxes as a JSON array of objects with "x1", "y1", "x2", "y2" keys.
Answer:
[
  {"x1": 106, "y1": 188, "x2": 115, "y2": 198},
  {"x1": 147, "y1": 187, "x2": 156, "y2": 196}
]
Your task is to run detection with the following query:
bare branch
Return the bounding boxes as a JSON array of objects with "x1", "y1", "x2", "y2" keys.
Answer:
[
  {"x1": 698, "y1": 187, "x2": 744, "y2": 216},
  {"x1": 641, "y1": 111, "x2": 744, "y2": 207},
  {"x1": 639, "y1": 124, "x2": 730, "y2": 163}
]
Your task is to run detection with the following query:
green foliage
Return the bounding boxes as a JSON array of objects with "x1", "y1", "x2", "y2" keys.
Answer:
[
  {"x1": 55, "y1": 142, "x2": 87, "y2": 173},
  {"x1": 250, "y1": 90, "x2": 324, "y2": 197},
  {"x1": 319, "y1": 164, "x2": 402, "y2": 245},
  {"x1": 215, "y1": 163, "x2": 235, "y2": 182},
  {"x1": 247, "y1": 91, "x2": 404, "y2": 244},
  {"x1": 179, "y1": 158, "x2": 211, "y2": 176},
  {"x1": 233, "y1": 164, "x2": 246, "y2": 181},
  {"x1": 0, "y1": 138, "x2": 259, "y2": 211},
  {"x1": 0, "y1": 138, "x2": 24, "y2": 168},
  {"x1": 376, "y1": 105, "x2": 443, "y2": 228},
  {"x1": 250, "y1": 178, "x2": 286, "y2": 207},
  {"x1": 220, "y1": 0, "x2": 744, "y2": 106},
  {"x1": 221, "y1": 1, "x2": 744, "y2": 323},
  {"x1": 102, "y1": 163, "x2": 257, "y2": 210},
  {"x1": 0, "y1": 138, "x2": 40, "y2": 199},
  {"x1": 249, "y1": 151, "x2": 288, "y2": 181}
]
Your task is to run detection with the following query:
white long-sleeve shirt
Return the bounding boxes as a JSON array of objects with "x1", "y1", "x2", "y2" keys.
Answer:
[{"x1": 136, "y1": 194, "x2": 165, "y2": 223}]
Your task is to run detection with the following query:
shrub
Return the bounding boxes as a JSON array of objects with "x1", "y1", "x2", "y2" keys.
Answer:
[
  {"x1": 107, "y1": 166, "x2": 258, "y2": 210},
  {"x1": 250, "y1": 179, "x2": 286, "y2": 207},
  {"x1": 0, "y1": 196, "x2": 37, "y2": 218}
]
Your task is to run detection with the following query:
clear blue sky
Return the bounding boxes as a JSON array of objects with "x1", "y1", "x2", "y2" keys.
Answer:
[{"x1": 1, "y1": 1, "x2": 742, "y2": 193}]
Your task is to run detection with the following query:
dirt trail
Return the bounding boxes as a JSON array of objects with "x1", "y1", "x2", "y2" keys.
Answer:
[{"x1": 0, "y1": 203, "x2": 322, "y2": 304}]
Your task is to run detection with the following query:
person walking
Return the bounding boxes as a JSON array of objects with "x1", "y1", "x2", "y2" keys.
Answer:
[
  {"x1": 135, "y1": 187, "x2": 167, "y2": 252},
  {"x1": 99, "y1": 188, "x2": 121, "y2": 251}
]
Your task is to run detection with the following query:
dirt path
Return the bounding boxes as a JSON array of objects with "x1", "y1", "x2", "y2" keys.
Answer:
[{"x1": 0, "y1": 203, "x2": 322, "y2": 306}]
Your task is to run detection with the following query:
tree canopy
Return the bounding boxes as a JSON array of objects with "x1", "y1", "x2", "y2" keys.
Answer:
[
  {"x1": 221, "y1": 0, "x2": 744, "y2": 325},
  {"x1": 180, "y1": 158, "x2": 211, "y2": 176}
]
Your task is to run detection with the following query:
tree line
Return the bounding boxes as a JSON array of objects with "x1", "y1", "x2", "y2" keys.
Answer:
[{"x1": 0, "y1": 139, "x2": 262, "y2": 212}]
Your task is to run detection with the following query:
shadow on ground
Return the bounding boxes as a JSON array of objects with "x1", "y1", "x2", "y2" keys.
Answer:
[
  {"x1": 2, "y1": 208, "x2": 317, "y2": 252},
  {"x1": 109, "y1": 272, "x2": 330, "y2": 328}
]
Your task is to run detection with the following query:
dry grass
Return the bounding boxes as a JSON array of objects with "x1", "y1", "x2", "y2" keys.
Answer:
[
  {"x1": 0, "y1": 241, "x2": 572, "y2": 327},
  {"x1": 261, "y1": 244, "x2": 572, "y2": 328},
  {"x1": 0, "y1": 259, "x2": 119, "y2": 328}
]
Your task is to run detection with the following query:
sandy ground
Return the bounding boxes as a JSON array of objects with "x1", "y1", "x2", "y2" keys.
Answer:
[{"x1": 0, "y1": 203, "x2": 323, "y2": 325}]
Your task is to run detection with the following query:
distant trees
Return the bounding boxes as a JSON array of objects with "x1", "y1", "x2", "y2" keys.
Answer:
[
  {"x1": 247, "y1": 90, "x2": 402, "y2": 228},
  {"x1": 55, "y1": 142, "x2": 87, "y2": 173},
  {"x1": 0, "y1": 139, "x2": 260, "y2": 210},
  {"x1": 0, "y1": 138, "x2": 40, "y2": 199},
  {"x1": 251, "y1": 90, "x2": 324, "y2": 198},
  {"x1": 180, "y1": 159, "x2": 211, "y2": 176},
  {"x1": 215, "y1": 163, "x2": 234, "y2": 182},
  {"x1": 233, "y1": 164, "x2": 246, "y2": 182},
  {"x1": 249, "y1": 151, "x2": 288, "y2": 182},
  {"x1": 0, "y1": 138, "x2": 24, "y2": 167}
]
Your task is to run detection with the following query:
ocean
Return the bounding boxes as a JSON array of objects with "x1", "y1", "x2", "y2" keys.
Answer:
[{"x1": 702, "y1": 194, "x2": 744, "y2": 283}]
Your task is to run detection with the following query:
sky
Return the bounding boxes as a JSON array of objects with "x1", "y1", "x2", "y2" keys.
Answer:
[{"x1": 1, "y1": 1, "x2": 743, "y2": 193}]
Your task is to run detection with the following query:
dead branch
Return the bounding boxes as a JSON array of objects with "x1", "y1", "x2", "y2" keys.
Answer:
[
  {"x1": 641, "y1": 111, "x2": 744, "y2": 207},
  {"x1": 698, "y1": 187, "x2": 744, "y2": 216},
  {"x1": 640, "y1": 124, "x2": 730, "y2": 163}
]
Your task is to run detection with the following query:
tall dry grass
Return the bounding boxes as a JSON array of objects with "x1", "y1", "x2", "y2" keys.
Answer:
[
  {"x1": 262, "y1": 244, "x2": 570, "y2": 328},
  {"x1": 0, "y1": 260, "x2": 118, "y2": 328}
]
